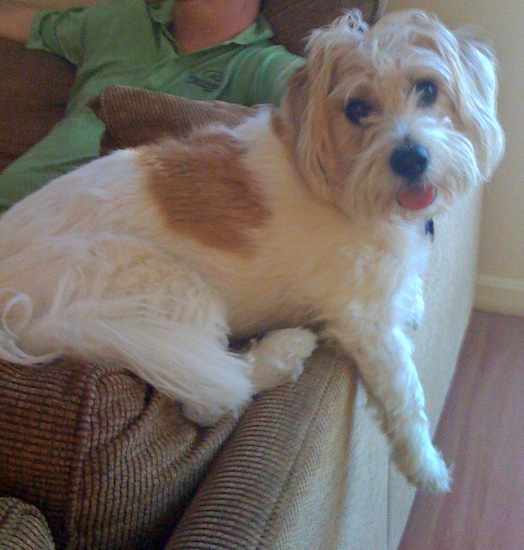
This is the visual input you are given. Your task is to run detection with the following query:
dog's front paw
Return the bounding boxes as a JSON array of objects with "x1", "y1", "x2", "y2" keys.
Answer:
[
  {"x1": 405, "y1": 445, "x2": 451, "y2": 493},
  {"x1": 247, "y1": 328, "x2": 317, "y2": 391},
  {"x1": 392, "y1": 430, "x2": 451, "y2": 493}
]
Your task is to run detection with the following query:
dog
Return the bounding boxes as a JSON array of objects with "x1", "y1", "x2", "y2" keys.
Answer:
[{"x1": 0, "y1": 10, "x2": 504, "y2": 492}]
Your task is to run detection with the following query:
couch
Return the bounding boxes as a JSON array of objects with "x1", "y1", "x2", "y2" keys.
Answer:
[{"x1": 0, "y1": 0, "x2": 482, "y2": 548}]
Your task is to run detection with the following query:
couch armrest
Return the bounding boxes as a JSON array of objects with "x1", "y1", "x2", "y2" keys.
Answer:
[
  {"x1": 167, "y1": 347, "x2": 373, "y2": 550},
  {"x1": 0, "y1": 37, "x2": 75, "y2": 172},
  {"x1": 0, "y1": 358, "x2": 237, "y2": 549},
  {"x1": 0, "y1": 498, "x2": 55, "y2": 549}
]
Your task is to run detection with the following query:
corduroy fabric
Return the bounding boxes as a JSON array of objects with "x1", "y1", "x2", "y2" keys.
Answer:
[
  {"x1": 0, "y1": 359, "x2": 237, "y2": 549},
  {"x1": 88, "y1": 88, "x2": 255, "y2": 156},
  {"x1": 0, "y1": 497, "x2": 55, "y2": 549},
  {"x1": 167, "y1": 348, "x2": 359, "y2": 550},
  {"x1": 0, "y1": 350, "x2": 360, "y2": 549}
]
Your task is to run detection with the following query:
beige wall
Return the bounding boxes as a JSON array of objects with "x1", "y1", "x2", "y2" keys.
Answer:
[{"x1": 388, "y1": 0, "x2": 524, "y2": 316}]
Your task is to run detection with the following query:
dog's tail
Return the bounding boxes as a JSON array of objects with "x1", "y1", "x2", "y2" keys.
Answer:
[
  {"x1": 0, "y1": 289, "x2": 61, "y2": 365},
  {"x1": 0, "y1": 289, "x2": 254, "y2": 423}
]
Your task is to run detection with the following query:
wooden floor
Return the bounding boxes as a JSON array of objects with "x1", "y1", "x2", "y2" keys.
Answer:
[{"x1": 400, "y1": 309, "x2": 524, "y2": 550}]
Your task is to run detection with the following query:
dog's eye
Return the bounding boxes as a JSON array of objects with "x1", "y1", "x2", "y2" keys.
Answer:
[
  {"x1": 415, "y1": 80, "x2": 438, "y2": 107},
  {"x1": 345, "y1": 100, "x2": 373, "y2": 125}
]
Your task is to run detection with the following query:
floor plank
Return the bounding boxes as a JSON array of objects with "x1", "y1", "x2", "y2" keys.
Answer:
[{"x1": 400, "y1": 310, "x2": 524, "y2": 550}]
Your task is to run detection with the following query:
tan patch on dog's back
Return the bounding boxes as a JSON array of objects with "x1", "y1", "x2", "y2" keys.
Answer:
[{"x1": 139, "y1": 130, "x2": 269, "y2": 254}]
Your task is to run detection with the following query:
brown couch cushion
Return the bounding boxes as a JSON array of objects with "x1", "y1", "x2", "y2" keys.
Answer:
[
  {"x1": 0, "y1": 498, "x2": 55, "y2": 549},
  {"x1": 264, "y1": 0, "x2": 385, "y2": 55},
  {"x1": 88, "y1": 86, "x2": 255, "y2": 155},
  {"x1": 0, "y1": 359, "x2": 237, "y2": 549},
  {"x1": 0, "y1": 38, "x2": 74, "y2": 174}
]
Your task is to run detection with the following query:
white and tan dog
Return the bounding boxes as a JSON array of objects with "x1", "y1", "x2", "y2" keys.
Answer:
[{"x1": 0, "y1": 10, "x2": 504, "y2": 492}]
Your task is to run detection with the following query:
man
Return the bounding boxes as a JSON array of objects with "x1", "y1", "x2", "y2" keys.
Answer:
[{"x1": 0, "y1": 0, "x2": 304, "y2": 211}]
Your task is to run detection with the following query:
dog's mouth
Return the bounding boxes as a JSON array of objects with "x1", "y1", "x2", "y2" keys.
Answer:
[{"x1": 396, "y1": 183, "x2": 437, "y2": 211}]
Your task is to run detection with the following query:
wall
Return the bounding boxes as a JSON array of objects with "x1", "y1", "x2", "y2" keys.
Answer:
[{"x1": 387, "y1": 0, "x2": 524, "y2": 316}]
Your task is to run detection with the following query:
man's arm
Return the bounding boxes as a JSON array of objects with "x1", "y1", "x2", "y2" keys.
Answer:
[{"x1": 0, "y1": 0, "x2": 39, "y2": 43}]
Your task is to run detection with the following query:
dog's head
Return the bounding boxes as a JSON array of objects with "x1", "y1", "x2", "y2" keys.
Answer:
[{"x1": 282, "y1": 9, "x2": 505, "y2": 220}]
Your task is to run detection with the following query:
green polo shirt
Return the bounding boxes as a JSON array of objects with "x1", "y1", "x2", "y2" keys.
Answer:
[{"x1": 0, "y1": 0, "x2": 304, "y2": 212}]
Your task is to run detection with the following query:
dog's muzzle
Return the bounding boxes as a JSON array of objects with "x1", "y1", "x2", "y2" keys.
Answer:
[{"x1": 391, "y1": 141, "x2": 437, "y2": 211}]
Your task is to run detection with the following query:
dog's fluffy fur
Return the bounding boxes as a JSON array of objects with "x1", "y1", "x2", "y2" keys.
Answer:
[{"x1": 0, "y1": 10, "x2": 504, "y2": 492}]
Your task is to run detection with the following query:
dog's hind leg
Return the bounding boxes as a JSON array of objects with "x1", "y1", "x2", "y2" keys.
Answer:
[
  {"x1": 183, "y1": 327, "x2": 317, "y2": 425},
  {"x1": 244, "y1": 328, "x2": 317, "y2": 392}
]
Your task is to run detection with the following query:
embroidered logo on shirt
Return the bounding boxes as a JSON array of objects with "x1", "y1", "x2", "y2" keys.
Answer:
[{"x1": 187, "y1": 70, "x2": 224, "y2": 92}]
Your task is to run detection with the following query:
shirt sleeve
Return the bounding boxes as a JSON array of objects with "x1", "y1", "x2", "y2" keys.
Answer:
[
  {"x1": 26, "y1": 7, "x2": 89, "y2": 66},
  {"x1": 230, "y1": 45, "x2": 305, "y2": 106}
]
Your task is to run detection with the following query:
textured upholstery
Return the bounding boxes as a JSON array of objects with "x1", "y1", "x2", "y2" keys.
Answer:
[
  {"x1": 0, "y1": 350, "x2": 371, "y2": 549},
  {"x1": 0, "y1": 359, "x2": 237, "y2": 548},
  {"x1": 0, "y1": 498, "x2": 55, "y2": 549},
  {"x1": 88, "y1": 88, "x2": 254, "y2": 156},
  {"x1": 167, "y1": 348, "x2": 358, "y2": 550}
]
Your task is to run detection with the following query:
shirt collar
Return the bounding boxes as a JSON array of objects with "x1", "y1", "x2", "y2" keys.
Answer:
[{"x1": 148, "y1": 1, "x2": 275, "y2": 46}]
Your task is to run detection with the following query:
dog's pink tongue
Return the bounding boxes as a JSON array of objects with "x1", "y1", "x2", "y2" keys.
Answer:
[{"x1": 396, "y1": 185, "x2": 436, "y2": 211}]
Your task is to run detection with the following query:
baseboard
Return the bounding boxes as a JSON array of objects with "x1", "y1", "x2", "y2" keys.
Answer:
[{"x1": 475, "y1": 274, "x2": 524, "y2": 316}]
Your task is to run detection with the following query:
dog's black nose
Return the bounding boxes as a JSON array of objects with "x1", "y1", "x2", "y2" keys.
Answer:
[{"x1": 389, "y1": 142, "x2": 429, "y2": 180}]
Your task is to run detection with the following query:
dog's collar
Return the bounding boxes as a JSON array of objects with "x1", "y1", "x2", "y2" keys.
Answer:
[{"x1": 425, "y1": 219, "x2": 435, "y2": 241}]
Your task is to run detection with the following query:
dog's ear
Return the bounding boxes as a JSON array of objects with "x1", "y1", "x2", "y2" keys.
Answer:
[
  {"x1": 282, "y1": 11, "x2": 367, "y2": 198},
  {"x1": 386, "y1": 12, "x2": 504, "y2": 182},
  {"x1": 452, "y1": 30, "x2": 505, "y2": 179}
]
